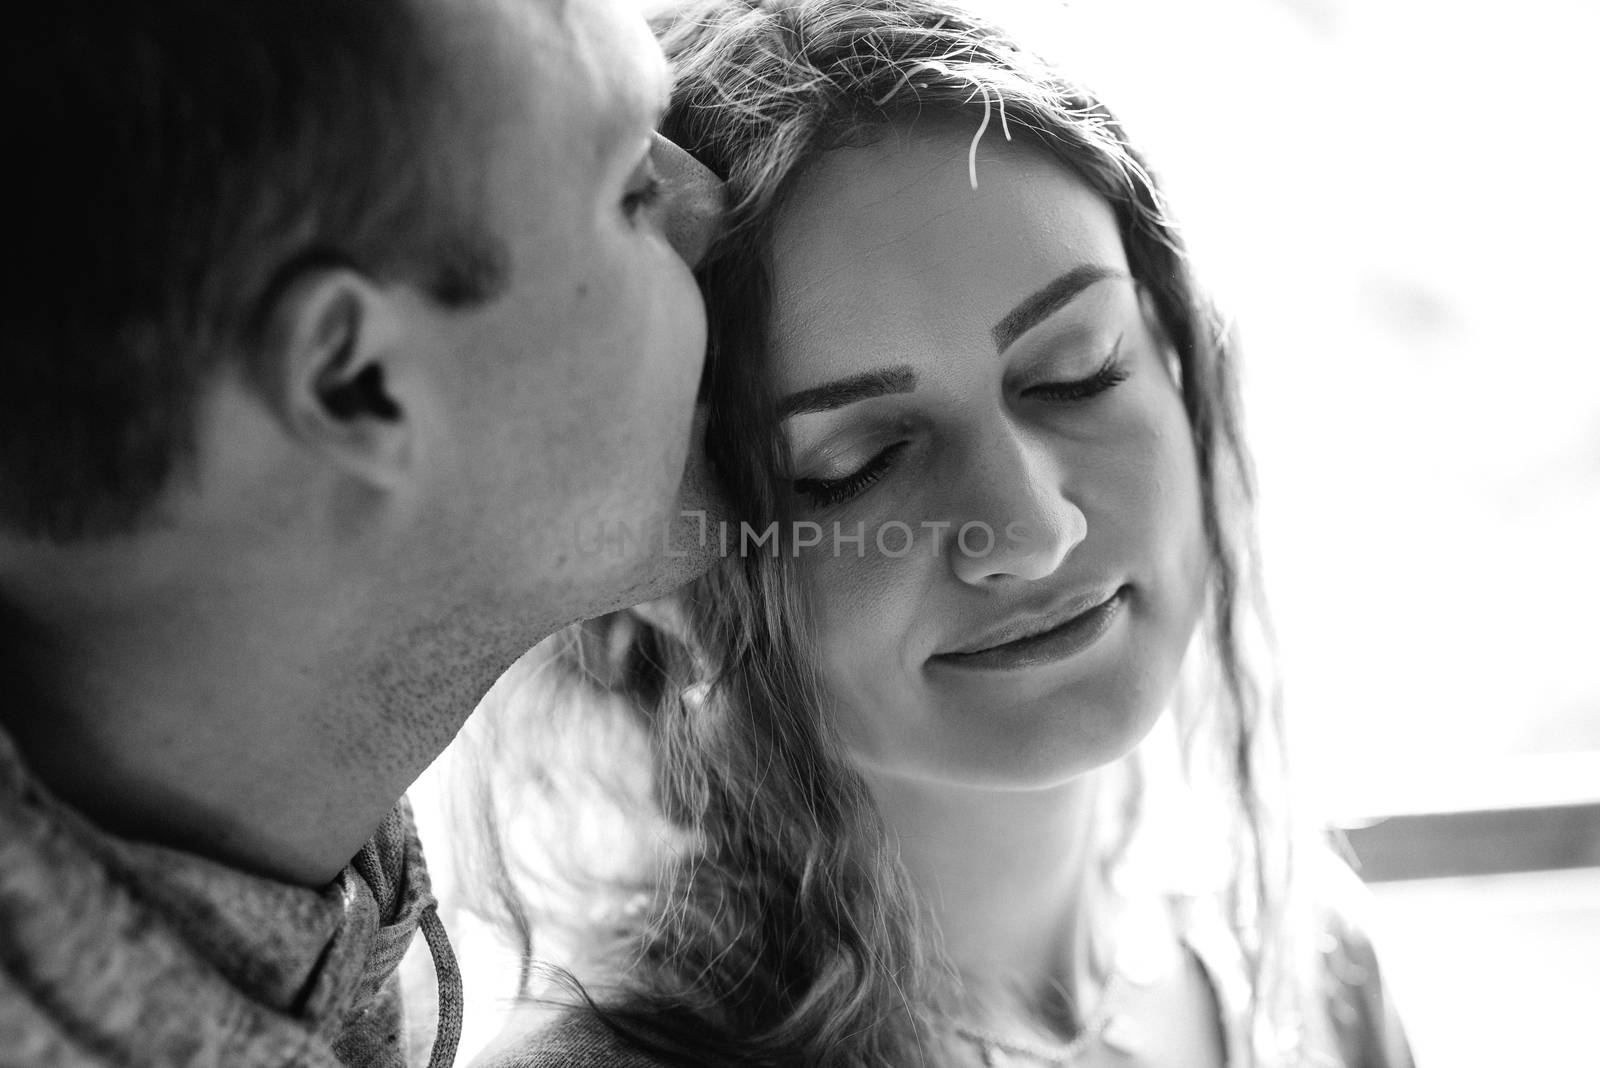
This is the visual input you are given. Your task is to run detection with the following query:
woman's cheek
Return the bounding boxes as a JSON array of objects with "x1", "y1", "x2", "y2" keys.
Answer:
[
  {"x1": 1128, "y1": 386, "x2": 1208, "y2": 622},
  {"x1": 800, "y1": 546, "x2": 920, "y2": 752}
]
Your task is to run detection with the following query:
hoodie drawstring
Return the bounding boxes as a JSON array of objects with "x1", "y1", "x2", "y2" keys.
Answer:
[{"x1": 418, "y1": 905, "x2": 462, "y2": 1068}]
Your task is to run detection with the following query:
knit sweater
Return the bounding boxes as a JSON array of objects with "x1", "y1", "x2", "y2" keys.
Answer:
[{"x1": 0, "y1": 725, "x2": 459, "y2": 1068}]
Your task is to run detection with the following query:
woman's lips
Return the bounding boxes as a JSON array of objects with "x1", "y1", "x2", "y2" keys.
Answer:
[{"x1": 928, "y1": 586, "x2": 1129, "y2": 671}]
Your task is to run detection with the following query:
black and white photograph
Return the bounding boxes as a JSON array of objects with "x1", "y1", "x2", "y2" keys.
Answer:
[{"x1": 3, "y1": 1, "x2": 1595, "y2": 1065}]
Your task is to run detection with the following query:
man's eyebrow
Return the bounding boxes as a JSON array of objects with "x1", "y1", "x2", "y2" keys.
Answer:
[
  {"x1": 777, "y1": 366, "x2": 918, "y2": 418},
  {"x1": 991, "y1": 265, "x2": 1128, "y2": 352}
]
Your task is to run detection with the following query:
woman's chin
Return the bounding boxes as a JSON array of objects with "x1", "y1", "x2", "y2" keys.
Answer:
[{"x1": 860, "y1": 699, "x2": 1167, "y2": 791}]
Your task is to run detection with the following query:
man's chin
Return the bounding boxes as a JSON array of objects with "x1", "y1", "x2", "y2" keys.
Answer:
[
  {"x1": 637, "y1": 403, "x2": 732, "y2": 601},
  {"x1": 564, "y1": 404, "x2": 733, "y2": 619},
  {"x1": 591, "y1": 505, "x2": 724, "y2": 616}
]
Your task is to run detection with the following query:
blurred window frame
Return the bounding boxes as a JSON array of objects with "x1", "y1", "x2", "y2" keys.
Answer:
[{"x1": 1336, "y1": 751, "x2": 1600, "y2": 881}]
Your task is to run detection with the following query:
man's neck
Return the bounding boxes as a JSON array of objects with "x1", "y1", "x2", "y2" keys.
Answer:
[{"x1": 0, "y1": 561, "x2": 508, "y2": 887}]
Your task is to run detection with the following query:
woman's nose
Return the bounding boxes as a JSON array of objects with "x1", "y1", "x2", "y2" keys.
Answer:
[
  {"x1": 947, "y1": 436, "x2": 1087, "y2": 586},
  {"x1": 651, "y1": 133, "x2": 728, "y2": 269}
]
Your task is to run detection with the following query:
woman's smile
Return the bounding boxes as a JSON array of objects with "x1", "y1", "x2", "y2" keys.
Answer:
[{"x1": 928, "y1": 584, "x2": 1129, "y2": 671}]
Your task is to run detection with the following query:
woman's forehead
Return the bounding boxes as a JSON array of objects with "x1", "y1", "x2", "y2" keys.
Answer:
[{"x1": 765, "y1": 126, "x2": 1126, "y2": 383}]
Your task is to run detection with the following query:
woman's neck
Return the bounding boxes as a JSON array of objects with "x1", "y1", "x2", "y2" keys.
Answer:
[{"x1": 864, "y1": 766, "x2": 1110, "y2": 1015}]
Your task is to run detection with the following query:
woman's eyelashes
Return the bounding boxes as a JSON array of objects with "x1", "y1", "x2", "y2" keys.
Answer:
[
  {"x1": 793, "y1": 441, "x2": 909, "y2": 509},
  {"x1": 1021, "y1": 348, "x2": 1130, "y2": 403},
  {"x1": 790, "y1": 351, "x2": 1132, "y2": 509}
]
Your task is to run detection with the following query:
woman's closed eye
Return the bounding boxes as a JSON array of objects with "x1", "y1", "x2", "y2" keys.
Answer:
[
  {"x1": 793, "y1": 441, "x2": 910, "y2": 509},
  {"x1": 791, "y1": 351, "x2": 1129, "y2": 510},
  {"x1": 1022, "y1": 349, "x2": 1130, "y2": 403}
]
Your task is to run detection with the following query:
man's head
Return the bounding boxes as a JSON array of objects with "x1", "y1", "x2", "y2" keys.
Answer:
[{"x1": 3, "y1": 0, "x2": 721, "y2": 647}]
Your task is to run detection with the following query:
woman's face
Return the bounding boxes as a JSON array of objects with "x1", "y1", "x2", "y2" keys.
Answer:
[{"x1": 768, "y1": 124, "x2": 1207, "y2": 788}]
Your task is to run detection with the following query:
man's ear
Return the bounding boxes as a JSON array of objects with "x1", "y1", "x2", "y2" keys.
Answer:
[{"x1": 255, "y1": 268, "x2": 419, "y2": 490}]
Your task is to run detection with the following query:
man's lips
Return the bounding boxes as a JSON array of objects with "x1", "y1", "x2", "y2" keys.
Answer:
[{"x1": 931, "y1": 585, "x2": 1128, "y2": 660}]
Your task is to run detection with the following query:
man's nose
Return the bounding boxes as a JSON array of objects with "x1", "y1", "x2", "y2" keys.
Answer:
[{"x1": 651, "y1": 132, "x2": 728, "y2": 269}]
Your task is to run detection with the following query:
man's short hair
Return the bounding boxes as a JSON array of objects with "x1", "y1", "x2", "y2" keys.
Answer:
[{"x1": 3, "y1": 0, "x2": 510, "y2": 542}]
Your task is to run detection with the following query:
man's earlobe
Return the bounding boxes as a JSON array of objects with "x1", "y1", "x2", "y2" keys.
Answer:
[{"x1": 259, "y1": 269, "x2": 416, "y2": 489}]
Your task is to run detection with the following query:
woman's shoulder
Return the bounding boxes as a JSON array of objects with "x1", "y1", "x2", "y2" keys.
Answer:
[
  {"x1": 1169, "y1": 849, "x2": 1417, "y2": 1068},
  {"x1": 471, "y1": 1010, "x2": 676, "y2": 1068},
  {"x1": 1310, "y1": 850, "x2": 1416, "y2": 1068}
]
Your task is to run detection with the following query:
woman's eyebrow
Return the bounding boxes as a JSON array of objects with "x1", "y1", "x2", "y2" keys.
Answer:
[
  {"x1": 991, "y1": 264, "x2": 1128, "y2": 353},
  {"x1": 777, "y1": 366, "x2": 917, "y2": 418}
]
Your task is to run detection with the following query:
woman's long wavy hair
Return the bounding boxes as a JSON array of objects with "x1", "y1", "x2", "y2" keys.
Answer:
[{"x1": 464, "y1": 1, "x2": 1308, "y2": 1063}]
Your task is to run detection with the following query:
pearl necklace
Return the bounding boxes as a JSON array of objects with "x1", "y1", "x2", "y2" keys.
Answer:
[
  {"x1": 946, "y1": 934, "x2": 1164, "y2": 1067},
  {"x1": 951, "y1": 1014, "x2": 1103, "y2": 1066},
  {"x1": 948, "y1": 971, "x2": 1134, "y2": 1066},
  {"x1": 943, "y1": 893, "x2": 1182, "y2": 1066}
]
